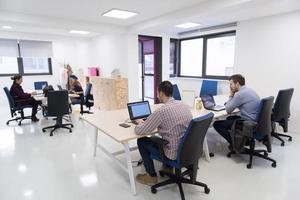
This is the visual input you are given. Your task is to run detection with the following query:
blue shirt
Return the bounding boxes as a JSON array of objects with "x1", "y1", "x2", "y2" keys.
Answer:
[{"x1": 225, "y1": 86, "x2": 260, "y2": 121}]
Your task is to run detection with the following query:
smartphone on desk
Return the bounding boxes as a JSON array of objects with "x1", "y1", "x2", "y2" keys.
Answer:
[{"x1": 119, "y1": 123, "x2": 131, "y2": 128}]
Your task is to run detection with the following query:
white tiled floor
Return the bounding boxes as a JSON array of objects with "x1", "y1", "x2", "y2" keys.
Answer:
[{"x1": 0, "y1": 106, "x2": 299, "y2": 200}]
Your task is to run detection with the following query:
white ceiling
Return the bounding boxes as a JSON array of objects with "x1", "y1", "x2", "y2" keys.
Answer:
[
  {"x1": 0, "y1": 0, "x2": 300, "y2": 37},
  {"x1": 0, "y1": 0, "x2": 207, "y2": 26}
]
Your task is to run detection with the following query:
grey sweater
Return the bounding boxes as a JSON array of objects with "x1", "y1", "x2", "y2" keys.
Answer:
[{"x1": 226, "y1": 86, "x2": 260, "y2": 121}]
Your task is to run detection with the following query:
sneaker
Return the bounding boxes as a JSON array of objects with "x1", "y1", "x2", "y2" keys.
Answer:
[
  {"x1": 136, "y1": 173, "x2": 158, "y2": 185},
  {"x1": 31, "y1": 116, "x2": 39, "y2": 122}
]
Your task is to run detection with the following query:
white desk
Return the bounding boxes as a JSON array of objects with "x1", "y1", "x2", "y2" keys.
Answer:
[
  {"x1": 33, "y1": 93, "x2": 79, "y2": 105},
  {"x1": 81, "y1": 100, "x2": 233, "y2": 195}
]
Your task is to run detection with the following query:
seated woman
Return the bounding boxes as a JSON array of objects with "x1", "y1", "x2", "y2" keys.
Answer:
[
  {"x1": 69, "y1": 75, "x2": 83, "y2": 104},
  {"x1": 10, "y1": 75, "x2": 40, "y2": 122}
]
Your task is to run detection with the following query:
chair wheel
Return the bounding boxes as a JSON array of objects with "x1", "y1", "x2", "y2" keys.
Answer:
[
  {"x1": 247, "y1": 164, "x2": 252, "y2": 169},
  {"x1": 50, "y1": 133, "x2": 53, "y2": 136},
  {"x1": 42, "y1": 129, "x2": 46, "y2": 133},
  {"x1": 272, "y1": 162, "x2": 277, "y2": 168},
  {"x1": 204, "y1": 187, "x2": 210, "y2": 194},
  {"x1": 71, "y1": 125, "x2": 74, "y2": 128},
  {"x1": 289, "y1": 138, "x2": 292, "y2": 141},
  {"x1": 227, "y1": 153, "x2": 231, "y2": 158},
  {"x1": 6, "y1": 122, "x2": 9, "y2": 125},
  {"x1": 209, "y1": 153, "x2": 214, "y2": 157},
  {"x1": 281, "y1": 142, "x2": 285, "y2": 147},
  {"x1": 69, "y1": 129, "x2": 72, "y2": 133},
  {"x1": 151, "y1": 188, "x2": 157, "y2": 194},
  {"x1": 264, "y1": 152, "x2": 268, "y2": 156}
]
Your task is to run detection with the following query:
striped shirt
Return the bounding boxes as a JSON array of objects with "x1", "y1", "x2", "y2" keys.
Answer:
[{"x1": 135, "y1": 98, "x2": 192, "y2": 160}]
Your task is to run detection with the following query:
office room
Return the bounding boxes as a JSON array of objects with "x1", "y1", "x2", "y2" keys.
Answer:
[{"x1": 0, "y1": 0, "x2": 299, "y2": 199}]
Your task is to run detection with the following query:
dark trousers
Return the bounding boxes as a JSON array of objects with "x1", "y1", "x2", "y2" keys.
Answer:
[
  {"x1": 20, "y1": 97, "x2": 40, "y2": 117},
  {"x1": 213, "y1": 116, "x2": 241, "y2": 146},
  {"x1": 137, "y1": 137, "x2": 163, "y2": 177}
]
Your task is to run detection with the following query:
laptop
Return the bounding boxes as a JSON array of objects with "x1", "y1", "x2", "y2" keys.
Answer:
[
  {"x1": 127, "y1": 101, "x2": 151, "y2": 123},
  {"x1": 200, "y1": 94, "x2": 226, "y2": 111},
  {"x1": 34, "y1": 81, "x2": 48, "y2": 94}
]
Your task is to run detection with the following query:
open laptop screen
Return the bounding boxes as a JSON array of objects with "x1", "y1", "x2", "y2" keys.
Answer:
[
  {"x1": 127, "y1": 101, "x2": 151, "y2": 120},
  {"x1": 200, "y1": 95, "x2": 216, "y2": 109},
  {"x1": 34, "y1": 81, "x2": 48, "y2": 90}
]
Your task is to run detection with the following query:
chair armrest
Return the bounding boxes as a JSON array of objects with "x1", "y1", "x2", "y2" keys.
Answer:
[{"x1": 149, "y1": 136, "x2": 169, "y2": 160}]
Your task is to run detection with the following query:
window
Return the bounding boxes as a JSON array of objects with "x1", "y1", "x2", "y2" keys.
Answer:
[
  {"x1": 0, "y1": 39, "x2": 19, "y2": 75},
  {"x1": 180, "y1": 38, "x2": 203, "y2": 77},
  {"x1": 169, "y1": 39, "x2": 178, "y2": 77},
  {"x1": 0, "y1": 38, "x2": 53, "y2": 76},
  {"x1": 178, "y1": 31, "x2": 236, "y2": 79},
  {"x1": 19, "y1": 40, "x2": 53, "y2": 75},
  {"x1": 206, "y1": 35, "x2": 235, "y2": 76},
  {"x1": 22, "y1": 57, "x2": 51, "y2": 74},
  {"x1": 144, "y1": 54, "x2": 154, "y2": 74},
  {"x1": 0, "y1": 57, "x2": 19, "y2": 75}
]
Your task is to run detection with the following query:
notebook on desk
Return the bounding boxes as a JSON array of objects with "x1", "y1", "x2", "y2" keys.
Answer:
[
  {"x1": 127, "y1": 101, "x2": 151, "y2": 124},
  {"x1": 200, "y1": 94, "x2": 226, "y2": 111}
]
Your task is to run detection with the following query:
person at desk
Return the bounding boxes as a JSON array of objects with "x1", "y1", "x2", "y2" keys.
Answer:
[
  {"x1": 69, "y1": 75, "x2": 83, "y2": 104},
  {"x1": 9, "y1": 75, "x2": 40, "y2": 122},
  {"x1": 213, "y1": 74, "x2": 260, "y2": 150},
  {"x1": 134, "y1": 81, "x2": 193, "y2": 185}
]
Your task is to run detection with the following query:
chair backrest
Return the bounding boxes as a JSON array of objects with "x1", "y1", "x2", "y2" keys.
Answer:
[
  {"x1": 34, "y1": 81, "x2": 48, "y2": 90},
  {"x1": 3, "y1": 87, "x2": 16, "y2": 113},
  {"x1": 272, "y1": 88, "x2": 294, "y2": 121},
  {"x1": 172, "y1": 84, "x2": 182, "y2": 100},
  {"x1": 200, "y1": 80, "x2": 217, "y2": 96},
  {"x1": 47, "y1": 90, "x2": 69, "y2": 117},
  {"x1": 256, "y1": 96, "x2": 274, "y2": 139},
  {"x1": 84, "y1": 83, "x2": 92, "y2": 97},
  {"x1": 177, "y1": 112, "x2": 214, "y2": 168}
]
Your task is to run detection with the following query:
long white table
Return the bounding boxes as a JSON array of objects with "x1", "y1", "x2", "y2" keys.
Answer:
[{"x1": 81, "y1": 101, "x2": 233, "y2": 195}]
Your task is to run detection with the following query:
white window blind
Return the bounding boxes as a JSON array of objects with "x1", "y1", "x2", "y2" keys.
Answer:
[
  {"x1": 19, "y1": 40, "x2": 53, "y2": 57},
  {"x1": 0, "y1": 39, "x2": 19, "y2": 57},
  {"x1": 0, "y1": 39, "x2": 19, "y2": 74}
]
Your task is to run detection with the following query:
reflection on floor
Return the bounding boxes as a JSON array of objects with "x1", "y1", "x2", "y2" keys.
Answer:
[{"x1": 0, "y1": 106, "x2": 299, "y2": 200}]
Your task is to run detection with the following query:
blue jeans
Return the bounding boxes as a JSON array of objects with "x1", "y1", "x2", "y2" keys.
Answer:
[{"x1": 137, "y1": 137, "x2": 163, "y2": 177}]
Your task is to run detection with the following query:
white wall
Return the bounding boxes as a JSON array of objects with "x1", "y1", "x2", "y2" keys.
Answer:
[
  {"x1": 169, "y1": 11, "x2": 300, "y2": 133},
  {"x1": 0, "y1": 31, "x2": 90, "y2": 105},
  {"x1": 235, "y1": 11, "x2": 300, "y2": 132},
  {"x1": 89, "y1": 34, "x2": 128, "y2": 77}
]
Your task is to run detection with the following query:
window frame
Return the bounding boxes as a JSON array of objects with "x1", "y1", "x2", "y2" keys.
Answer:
[
  {"x1": 0, "y1": 39, "x2": 53, "y2": 76},
  {"x1": 178, "y1": 30, "x2": 236, "y2": 80},
  {"x1": 169, "y1": 38, "x2": 179, "y2": 77}
]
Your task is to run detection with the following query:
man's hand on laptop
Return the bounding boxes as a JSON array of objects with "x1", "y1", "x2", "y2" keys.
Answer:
[{"x1": 134, "y1": 119, "x2": 144, "y2": 125}]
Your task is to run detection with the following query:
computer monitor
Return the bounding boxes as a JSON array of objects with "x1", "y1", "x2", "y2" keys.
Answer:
[
  {"x1": 127, "y1": 101, "x2": 151, "y2": 120},
  {"x1": 34, "y1": 81, "x2": 48, "y2": 90}
]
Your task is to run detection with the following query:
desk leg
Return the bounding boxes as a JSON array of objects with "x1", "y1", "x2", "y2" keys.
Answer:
[
  {"x1": 203, "y1": 136, "x2": 210, "y2": 162},
  {"x1": 123, "y1": 142, "x2": 137, "y2": 195},
  {"x1": 93, "y1": 127, "x2": 98, "y2": 157}
]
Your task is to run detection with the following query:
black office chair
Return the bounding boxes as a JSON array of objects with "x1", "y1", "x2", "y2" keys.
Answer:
[
  {"x1": 227, "y1": 97, "x2": 277, "y2": 169},
  {"x1": 72, "y1": 83, "x2": 94, "y2": 114},
  {"x1": 271, "y1": 88, "x2": 294, "y2": 146},
  {"x1": 3, "y1": 87, "x2": 32, "y2": 125},
  {"x1": 149, "y1": 112, "x2": 214, "y2": 200},
  {"x1": 42, "y1": 90, "x2": 73, "y2": 136}
]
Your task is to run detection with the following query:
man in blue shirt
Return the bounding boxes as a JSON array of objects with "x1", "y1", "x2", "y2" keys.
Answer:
[{"x1": 213, "y1": 74, "x2": 260, "y2": 150}]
